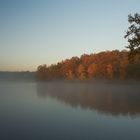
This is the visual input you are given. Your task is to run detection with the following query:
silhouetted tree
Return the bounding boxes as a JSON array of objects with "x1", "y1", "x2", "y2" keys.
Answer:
[{"x1": 125, "y1": 13, "x2": 140, "y2": 62}]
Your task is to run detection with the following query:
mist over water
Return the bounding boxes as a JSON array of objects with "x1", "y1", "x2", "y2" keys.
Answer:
[
  {"x1": 0, "y1": 79, "x2": 140, "y2": 140},
  {"x1": 37, "y1": 81, "x2": 140, "y2": 117}
]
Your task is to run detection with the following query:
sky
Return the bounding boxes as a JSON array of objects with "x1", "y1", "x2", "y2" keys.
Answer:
[{"x1": 0, "y1": 0, "x2": 140, "y2": 71}]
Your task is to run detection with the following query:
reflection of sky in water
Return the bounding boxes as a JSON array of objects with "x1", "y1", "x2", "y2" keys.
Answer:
[{"x1": 0, "y1": 81, "x2": 140, "y2": 140}]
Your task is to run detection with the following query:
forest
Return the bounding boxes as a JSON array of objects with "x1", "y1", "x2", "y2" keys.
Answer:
[
  {"x1": 36, "y1": 50, "x2": 140, "y2": 81},
  {"x1": 36, "y1": 13, "x2": 140, "y2": 81}
]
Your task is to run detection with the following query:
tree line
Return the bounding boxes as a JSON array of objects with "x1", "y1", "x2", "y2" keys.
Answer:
[
  {"x1": 36, "y1": 50, "x2": 140, "y2": 81},
  {"x1": 36, "y1": 13, "x2": 140, "y2": 81}
]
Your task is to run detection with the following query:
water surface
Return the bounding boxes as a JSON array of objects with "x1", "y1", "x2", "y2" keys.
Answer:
[{"x1": 0, "y1": 81, "x2": 140, "y2": 140}]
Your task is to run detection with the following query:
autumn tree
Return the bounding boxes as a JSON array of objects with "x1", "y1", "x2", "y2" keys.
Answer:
[
  {"x1": 106, "y1": 64, "x2": 113, "y2": 79},
  {"x1": 36, "y1": 65, "x2": 47, "y2": 80},
  {"x1": 124, "y1": 13, "x2": 140, "y2": 62},
  {"x1": 77, "y1": 64, "x2": 86, "y2": 80},
  {"x1": 63, "y1": 57, "x2": 80, "y2": 79},
  {"x1": 66, "y1": 70, "x2": 74, "y2": 80},
  {"x1": 36, "y1": 50, "x2": 140, "y2": 81},
  {"x1": 119, "y1": 52, "x2": 129, "y2": 79},
  {"x1": 87, "y1": 63, "x2": 97, "y2": 79}
]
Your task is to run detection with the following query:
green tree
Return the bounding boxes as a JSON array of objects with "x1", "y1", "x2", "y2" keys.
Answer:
[{"x1": 124, "y1": 13, "x2": 140, "y2": 62}]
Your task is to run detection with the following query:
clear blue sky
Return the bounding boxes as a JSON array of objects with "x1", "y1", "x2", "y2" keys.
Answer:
[{"x1": 0, "y1": 0, "x2": 140, "y2": 71}]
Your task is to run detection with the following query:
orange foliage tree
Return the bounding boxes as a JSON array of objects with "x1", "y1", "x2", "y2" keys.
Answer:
[{"x1": 36, "y1": 50, "x2": 140, "y2": 80}]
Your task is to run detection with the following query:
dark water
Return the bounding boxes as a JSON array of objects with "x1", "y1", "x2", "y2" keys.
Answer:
[{"x1": 0, "y1": 81, "x2": 140, "y2": 140}]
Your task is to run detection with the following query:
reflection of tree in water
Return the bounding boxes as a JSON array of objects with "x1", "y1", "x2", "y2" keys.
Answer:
[{"x1": 36, "y1": 82, "x2": 140, "y2": 117}]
